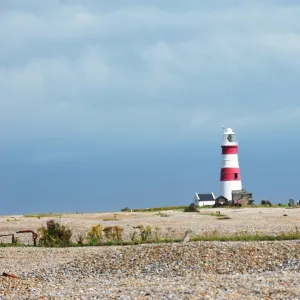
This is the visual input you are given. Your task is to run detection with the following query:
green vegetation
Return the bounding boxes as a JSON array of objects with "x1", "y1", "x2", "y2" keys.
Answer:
[
  {"x1": 182, "y1": 208, "x2": 231, "y2": 219},
  {"x1": 217, "y1": 216, "x2": 232, "y2": 220},
  {"x1": 86, "y1": 224, "x2": 102, "y2": 245},
  {"x1": 38, "y1": 219, "x2": 72, "y2": 246},
  {"x1": 2, "y1": 226, "x2": 300, "y2": 247},
  {"x1": 24, "y1": 213, "x2": 62, "y2": 219},
  {"x1": 102, "y1": 226, "x2": 124, "y2": 242},
  {"x1": 6, "y1": 217, "x2": 19, "y2": 222},
  {"x1": 191, "y1": 228, "x2": 300, "y2": 242},
  {"x1": 102, "y1": 214, "x2": 120, "y2": 221},
  {"x1": 184, "y1": 205, "x2": 199, "y2": 212},
  {"x1": 122, "y1": 206, "x2": 189, "y2": 212},
  {"x1": 156, "y1": 212, "x2": 170, "y2": 217}
]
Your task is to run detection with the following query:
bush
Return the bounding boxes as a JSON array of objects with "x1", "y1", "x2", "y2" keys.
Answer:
[
  {"x1": 38, "y1": 219, "x2": 73, "y2": 246},
  {"x1": 130, "y1": 225, "x2": 161, "y2": 242},
  {"x1": 75, "y1": 233, "x2": 86, "y2": 245},
  {"x1": 87, "y1": 224, "x2": 102, "y2": 245},
  {"x1": 154, "y1": 226, "x2": 161, "y2": 241},
  {"x1": 184, "y1": 205, "x2": 199, "y2": 212},
  {"x1": 103, "y1": 226, "x2": 124, "y2": 242},
  {"x1": 136, "y1": 225, "x2": 153, "y2": 241},
  {"x1": 121, "y1": 207, "x2": 131, "y2": 212}
]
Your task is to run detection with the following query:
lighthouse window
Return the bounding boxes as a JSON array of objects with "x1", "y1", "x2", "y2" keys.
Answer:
[
  {"x1": 234, "y1": 173, "x2": 238, "y2": 180},
  {"x1": 227, "y1": 134, "x2": 235, "y2": 142}
]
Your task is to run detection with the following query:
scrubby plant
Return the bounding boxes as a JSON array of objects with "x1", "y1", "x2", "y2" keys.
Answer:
[
  {"x1": 38, "y1": 219, "x2": 73, "y2": 246},
  {"x1": 154, "y1": 226, "x2": 161, "y2": 241},
  {"x1": 130, "y1": 230, "x2": 138, "y2": 242},
  {"x1": 184, "y1": 205, "x2": 199, "y2": 212},
  {"x1": 121, "y1": 207, "x2": 131, "y2": 212},
  {"x1": 164, "y1": 226, "x2": 176, "y2": 239},
  {"x1": 136, "y1": 225, "x2": 153, "y2": 241},
  {"x1": 75, "y1": 233, "x2": 86, "y2": 245},
  {"x1": 157, "y1": 212, "x2": 170, "y2": 217},
  {"x1": 103, "y1": 226, "x2": 124, "y2": 242},
  {"x1": 87, "y1": 224, "x2": 102, "y2": 245}
]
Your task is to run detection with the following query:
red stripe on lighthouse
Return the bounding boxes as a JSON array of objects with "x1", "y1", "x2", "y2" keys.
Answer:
[
  {"x1": 220, "y1": 168, "x2": 241, "y2": 181},
  {"x1": 222, "y1": 145, "x2": 238, "y2": 155}
]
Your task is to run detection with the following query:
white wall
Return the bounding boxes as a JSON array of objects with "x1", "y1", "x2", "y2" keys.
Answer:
[{"x1": 198, "y1": 201, "x2": 216, "y2": 207}]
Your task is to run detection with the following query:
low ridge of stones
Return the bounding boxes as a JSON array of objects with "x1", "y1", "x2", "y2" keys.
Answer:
[{"x1": 1, "y1": 241, "x2": 300, "y2": 299}]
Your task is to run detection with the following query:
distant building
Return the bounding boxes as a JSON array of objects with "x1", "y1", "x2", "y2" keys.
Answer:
[
  {"x1": 214, "y1": 195, "x2": 229, "y2": 207},
  {"x1": 193, "y1": 193, "x2": 216, "y2": 207},
  {"x1": 214, "y1": 190, "x2": 254, "y2": 207},
  {"x1": 232, "y1": 189, "x2": 253, "y2": 206}
]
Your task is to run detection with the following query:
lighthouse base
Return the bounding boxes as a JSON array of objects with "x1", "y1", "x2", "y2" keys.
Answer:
[{"x1": 221, "y1": 181, "x2": 242, "y2": 201}]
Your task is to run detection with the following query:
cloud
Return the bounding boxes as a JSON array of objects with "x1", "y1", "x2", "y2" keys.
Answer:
[{"x1": 0, "y1": 0, "x2": 300, "y2": 154}]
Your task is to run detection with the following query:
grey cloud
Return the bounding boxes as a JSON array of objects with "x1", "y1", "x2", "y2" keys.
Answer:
[{"x1": 0, "y1": 0, "x2": 300, "y2": 149}]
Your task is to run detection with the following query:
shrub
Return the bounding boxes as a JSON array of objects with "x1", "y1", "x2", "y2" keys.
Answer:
[
  {"x1": 75, "y1": 233, "x2": 86, "y2": 245},
  {"x1": 38, "y1": 219, "x2": 73, "y2": 246},
  {"x1": 184, "y1": 205, "x2": 199, "y2": 212},
  {"x1": 154, "y1": 226, "x2": 161, "y2": 241},
  {"x1": 136, "y1": 225, "x2": 153, "y2": 241},
  {"x1": 130, "y1": 231, "x2": 139, "y2": 242},
  {"x1": 87, "y1": 224, "x2": 102, "y2": 245},
  {"x1": 121, "y1": 207, "x2": 131, "y2": 212},
  {"x1": 103, "y1": 226, "x2": 124, "y2": 242},
  {"x1": 157, "y1": 212, "x2": 170, "y2": 217}
]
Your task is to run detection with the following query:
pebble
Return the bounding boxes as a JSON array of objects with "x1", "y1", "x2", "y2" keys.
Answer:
[{"x1": 0, "y1": 241, "x2": 300, "y2": 299}]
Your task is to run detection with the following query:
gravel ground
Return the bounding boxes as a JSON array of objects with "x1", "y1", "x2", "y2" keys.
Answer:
[
  {"x1": 1, "y1": 241, "x2": 300, "y2": 299},
  {"x1": 1, "y1": 208, "x2": 300, "y2": 299},
  {"x1": 1, "y1": 207, "x2": 300, "y2": 244}
]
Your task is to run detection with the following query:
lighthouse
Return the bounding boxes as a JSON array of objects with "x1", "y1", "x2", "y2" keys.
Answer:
[{"x1": 220, "y1": 127, "x2": 242, "y2": 201}]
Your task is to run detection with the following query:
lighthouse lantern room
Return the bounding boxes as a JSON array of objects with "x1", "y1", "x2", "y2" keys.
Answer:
[{"x1": 220, "y1": 127, "x2": 242, "y2": 201}]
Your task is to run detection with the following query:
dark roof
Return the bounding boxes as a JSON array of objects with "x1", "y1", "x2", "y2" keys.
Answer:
[
  {"x1": 196, "y1": 193, "x2": 215, "y2": 201},
  {"x1": 216, "y1": 195, "x2": 228, "y2": 201}
]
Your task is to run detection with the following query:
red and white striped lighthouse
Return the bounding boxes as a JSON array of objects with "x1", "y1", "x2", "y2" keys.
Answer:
[{"x1": 220, "y1": 127, "x2": 242, "y2": 200}]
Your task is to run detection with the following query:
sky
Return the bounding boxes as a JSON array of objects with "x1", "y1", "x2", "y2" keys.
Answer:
[{"x1": 0, "y1": 0, "x2": 300, "y2": 214}]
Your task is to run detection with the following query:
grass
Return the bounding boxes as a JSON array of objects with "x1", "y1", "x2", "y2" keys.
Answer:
[
  {"x1": 128, "y1": 206, "x2": 189, "y2": 212},
  {"x1": 2, "y1": 228, "x2": 300, "y2": 247},
  {"x1": 156, "y1": 212, "x2": 171, "y2": 217},
  {"x1": 24, "y1": 213, "x2": 62, "y2": 218},
  {"x1": 217, "y1": 216, "x2": 232, "y2": 220},
  {"x1": 208, "y1": 212, "x2": 226, "y2": 217},
  {"x1": 0, "y1": 243, "x2": 28, "y2": 247},
  {"x1": 191, "y1": 229, "x2": 300, "y2": 242},
  {"x1": 6, "y1": 217, "x2": 20, "y2": 222},
  {"x1": 102, "y1": 214, "x2": 120, "y2": 221},
  {"x1": 127, "y1": 204, "x2": 295, "y2": 212}
]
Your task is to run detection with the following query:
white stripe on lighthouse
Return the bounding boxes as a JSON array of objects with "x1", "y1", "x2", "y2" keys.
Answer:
[{"x1": 221, "y1": 154, "x2": 240, "y2": 168}]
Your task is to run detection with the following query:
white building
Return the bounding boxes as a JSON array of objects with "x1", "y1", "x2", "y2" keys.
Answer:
[{"x1": 193, "y1": 193, "x2": 216, "y2": 207}]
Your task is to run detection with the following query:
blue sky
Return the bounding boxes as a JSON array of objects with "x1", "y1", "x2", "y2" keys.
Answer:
[{"x1": 0, "y1": 0, "x2": 300, "y2": 214}]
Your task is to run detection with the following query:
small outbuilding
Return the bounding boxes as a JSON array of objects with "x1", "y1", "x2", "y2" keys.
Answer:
[
  {"x1": 214, "y1": 195, "x2": 229, "y2": 207},
  {"x1": 232, "y1": 189, "x2": 254, "y2": 206},
  {"x1": 193, "y1": 193, "x2": 216, "y2": 207}
]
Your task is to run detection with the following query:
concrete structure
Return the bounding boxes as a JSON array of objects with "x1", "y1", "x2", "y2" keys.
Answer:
[
  {"x1": 193, "y1": 193, "x2": 216, "y2": 207},
  {"x1": 220, "y1": 127, "x2": 242, "y2": 201},
  {"x1": 232, "y1": 189, "x2": 253, "y2": 206}
]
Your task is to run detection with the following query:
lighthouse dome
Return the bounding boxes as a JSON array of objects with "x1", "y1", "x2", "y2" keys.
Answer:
[
  {"x1": 222, "y1": 127, "x2": 237, "y2": 145},
  {"x1": 223, "y1": 127, "x2": 235, "y2": 135}
]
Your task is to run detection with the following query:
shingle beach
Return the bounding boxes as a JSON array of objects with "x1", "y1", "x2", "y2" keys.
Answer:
[{"x1": 0, "y1": 208, "x2": 300, "y2": 299}]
